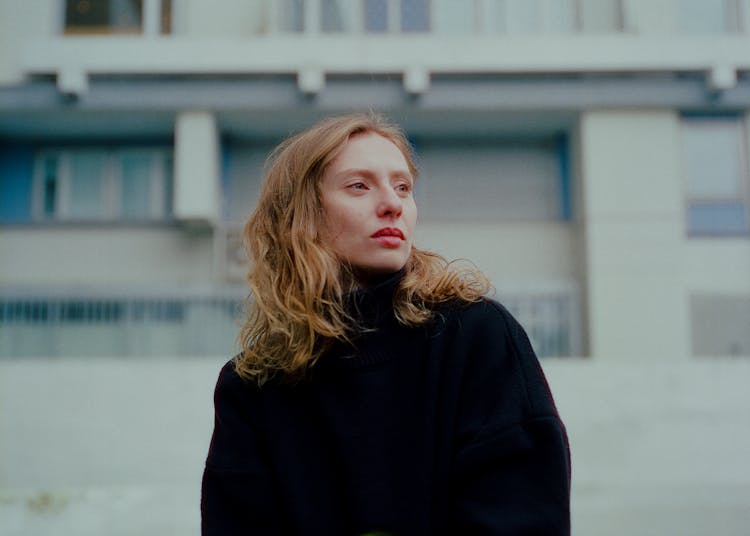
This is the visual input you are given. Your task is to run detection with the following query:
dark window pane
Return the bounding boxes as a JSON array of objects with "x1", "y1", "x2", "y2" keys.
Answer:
[
  {"x1": 120, "y1": 153, "x2": 153, "y2": 219},
  {"x1": 0, "y1": 143, "x2": 34, "y2": 223},
  {"x1": 365, "y1": 0, "x2": 388, "y2": 32},
  {"x1": 68, "y1": 153, "x2": 106, "y2": 219},
  {"x1": 163, "y1": 154, "x2": 173, "y2": 216},
  {"x1": 322, "y1": 0, "x2": 345, "y2": 32},
  {"x1": 43, "y1": 156, "x2": 58, "y2": 218},
  {"x1": 688, "y1": 201, "x2": 748, "y2": 235},
  {"x1": 280, "y1": 0, "x2": 304, "y2": 32},
  {"x1": 64, "y1": 0, "x2": 143, "y2": 34},
  {"x1": 66, "y1": 0, "x2": 111, "y2": 29},
  {"x1": 401, "y1": 0, "x2": 430, "y2": 32}
]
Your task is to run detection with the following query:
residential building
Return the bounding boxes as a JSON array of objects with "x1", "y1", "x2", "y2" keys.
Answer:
[{"x1": 1, "y1": 1, "x2": 749, "y2": 534}]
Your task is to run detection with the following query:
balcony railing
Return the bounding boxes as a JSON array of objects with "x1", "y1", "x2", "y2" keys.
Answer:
[
  {"x1": 271, "y1": 0, "x2": 584, "y2": 35},
  {"x1": 0, "y1": 290, "x2": 245, "y2": 358},
  {"x1": 56, "y1": 0, "x2": 747, "y2": 38},
  {"x1": 502, "y1": 290, "x2": 582, "y2": 358},
  {"x1": 0, "y1": 286, "x2": 580, "y2": 358}
]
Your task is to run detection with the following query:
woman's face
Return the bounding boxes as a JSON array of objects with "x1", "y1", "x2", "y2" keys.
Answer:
[{"x1": 319, "y1": 132, "x2": 417, "y2": 279}]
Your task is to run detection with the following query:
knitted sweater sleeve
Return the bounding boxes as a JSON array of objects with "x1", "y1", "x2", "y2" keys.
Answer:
[
  {"x1": 449, "y1": 300, "x2": 571, "y2": 535},
  {"x1": 200, "y1": 361, "x2": 282, "y2": 535}
]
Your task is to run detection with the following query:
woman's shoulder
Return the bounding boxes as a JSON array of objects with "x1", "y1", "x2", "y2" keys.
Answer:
[
  {"x1": 427, "y1": 297, "x2": 536, "y2": 369},
  {"x1": 216, "y1": 356, "x2": 240, "y2": 384},
  {"x1": 453, "y1": 297, "x2": 562, "y2": 417},
  {"x1": 437, "y1": 296, "x2": 522, "y2": 333},
  {"x1": 214, "y1": 355, "x2": 263, "y2": 395}
]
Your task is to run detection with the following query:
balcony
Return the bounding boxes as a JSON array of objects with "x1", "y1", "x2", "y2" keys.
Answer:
[
  {"x1": 12, "y1": 0, "x2": 749, "y2": 96},
  {"x1": 0, "y1": 285, "x2": 581, "y2": 359}
]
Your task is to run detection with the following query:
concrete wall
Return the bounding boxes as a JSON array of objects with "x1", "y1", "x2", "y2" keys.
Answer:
[
  {"x1": 1, "y1": 357, "x2": 748, "y2": 536},
  {"x1": 579, "y1": 110, "x2": 689, "y2": 360},
  {"x1": 0, "y1": 227, "x2": 214, "y2": 286},
  {"x1": 417, "y1": 222, "x2": 577, "y2": 288},
  {"x1": 0, "y1": 0, "x2": 57, "y2": 84}
]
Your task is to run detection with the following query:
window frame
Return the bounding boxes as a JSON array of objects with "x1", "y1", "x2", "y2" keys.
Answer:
[
  {"x1": 413, "y1": 137, "x2": 569, "y2": 223},
  {"x1": 673, "y1": 0, "x2": 743, "y2": 34},
  {"x1": 682, "y1": 115, "x2": 750, "y2": 237},
  {"x1": 277, "y1": 0, "x2": 585, "y2": 34},
  {"x1": 31, "y1": 146, "x2": 172, "y2": 224},
  {"x1": 61, "y1": 0, "x2": 172, "y2": 36},
  {"x1": 278, "y1": 0, "x2": 433, "y2": 34},
  {"x1": 488, "y1": 0, "x2": 582, "y2": 34}
]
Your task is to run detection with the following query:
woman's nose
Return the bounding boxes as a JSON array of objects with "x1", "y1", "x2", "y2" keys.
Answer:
[{"x1": 376, "y1": 187, "x2": 403, "y2": 218}]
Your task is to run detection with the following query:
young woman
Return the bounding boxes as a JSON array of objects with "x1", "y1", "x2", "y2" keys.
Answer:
[{"x1": 201, "y1": 113, "x2": 571, "y2": 535}]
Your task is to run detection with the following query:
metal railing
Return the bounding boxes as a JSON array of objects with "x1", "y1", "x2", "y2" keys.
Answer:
[
  {"x1": 0, "y1": 290, "x2": 245, "y2": 358},
  {"x1": 271, "y1": 0, "x2": 585, "y2": 35},
  {"x1": 501, "y1": 291, "x2": 581, "y2": 358},
  {"x1": 0, "y1": 288, "x2": 580, "y2": 358}
]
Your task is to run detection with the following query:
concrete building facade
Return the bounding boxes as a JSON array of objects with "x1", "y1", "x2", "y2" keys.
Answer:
[{"x1": 1, "y1": 1, "x2": 749, "y2": 534}]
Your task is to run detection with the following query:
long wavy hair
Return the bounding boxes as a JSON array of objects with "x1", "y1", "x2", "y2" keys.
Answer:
[{"x1": 236, "y1": 112, "x2": 489, "y2": 384}]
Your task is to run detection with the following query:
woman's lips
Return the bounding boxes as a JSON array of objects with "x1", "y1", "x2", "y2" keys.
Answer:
[{"x1": 371, "y1": 227, "x2": 405, "y2": 248}]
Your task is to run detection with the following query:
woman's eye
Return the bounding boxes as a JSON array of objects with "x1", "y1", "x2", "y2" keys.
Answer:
[
  {"x1": 348, "y1": 182, "x2": 367, "y2": 191},
  {"x1": 396, "y1": 182, "x2": 412, "y2": 194}
]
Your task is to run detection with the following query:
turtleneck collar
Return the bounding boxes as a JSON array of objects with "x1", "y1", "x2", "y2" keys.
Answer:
[
  {"x1": 345, "y1": 268, "x2": 404, "y2": 328},
  {"x1": 313, "y1": 268, "x2": 417, "y2": 373}
]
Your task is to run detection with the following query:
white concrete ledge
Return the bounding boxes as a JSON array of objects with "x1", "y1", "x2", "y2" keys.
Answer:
[{"x1": 19, "y1": 35, "x2": 750, "y2": 79}]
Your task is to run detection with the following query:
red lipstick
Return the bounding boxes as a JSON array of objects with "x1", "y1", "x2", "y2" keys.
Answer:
[
  {"x1": 371, "y1": 227, "x2": 405, "y2": 239},
  {"x1": 371, "y1": 227, "x2": 405, "y2": 248}
]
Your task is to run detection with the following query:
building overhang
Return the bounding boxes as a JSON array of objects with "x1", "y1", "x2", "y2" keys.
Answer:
[
  {"x1": 16, "y1": 34, "x2": 750, "y2": 96},
  {"x1": 1, "y1": 74, "x2": 750, "y2": 140}
]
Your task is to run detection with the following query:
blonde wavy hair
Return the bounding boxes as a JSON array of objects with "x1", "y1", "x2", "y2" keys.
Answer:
[{"x1": 237, "y1": 112, "x2": 489, "y2": 384}]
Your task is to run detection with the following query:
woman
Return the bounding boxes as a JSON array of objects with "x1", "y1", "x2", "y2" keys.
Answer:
[{"x1": 201, "y1": 113, "x2": 571, "y2": 535}]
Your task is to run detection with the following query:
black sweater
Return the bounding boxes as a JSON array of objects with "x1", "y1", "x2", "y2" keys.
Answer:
[{"x1": 201, "y1": 276, "x2": 571, "y2": 535}]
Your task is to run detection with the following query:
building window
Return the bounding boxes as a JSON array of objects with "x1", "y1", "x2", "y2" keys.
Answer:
[
  {"x1": 64, "y1": 0, "x2": 172, "y2": 35},
  {"x1": 277, "y1": 0, "x2": 585, "y2": 34},
  {"x1": 488, "y1": 0, "x2": 580, "y2": 34},
  {"x1": 682, "y1": 117, "x2": 749, "y2": 236},
  {"x1": 675, "y1": 0, "x2": 741, "y2": 34},
  {"x1": 400, "y1": 0, "x2": 430, "y2": 32},
  {"x1": 279, "y1": 0, "x2": 305, "y2": 32},
  {"x1": 363, "y1": 0, "x2": 389, "y2": 32},
  {"x1": 423, "y1": 0, "x2": 584, "y2": 35},
  {"x1": 416, "y1": 139, "x2": 568, "y2": 222},
  {"x1": 322, "y1": 0, "x2": 356, "y2": 32},
  {"x1": 65, "y1": 0, "x2": 143, "y2": 34},
  {"x1": 32, "y1": 147, "x2": 172, "y2": 223},
  {"x1": 0, "y1": 144, "x2": 35, "y2": 224},
  {"x1": 279, "y1": 0, "x2": 431, "y2": 33}
]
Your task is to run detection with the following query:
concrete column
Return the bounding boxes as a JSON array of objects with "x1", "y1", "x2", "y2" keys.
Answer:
[
  {"x1": 174, "y1": 110, "x2": 221, "y2": 224},
  {"x1": 579, "y1": 110, "x2": 688, "y2": 360}
]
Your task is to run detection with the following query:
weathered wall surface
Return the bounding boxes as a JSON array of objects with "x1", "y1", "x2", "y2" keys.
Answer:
[{"x1": 1, "y1": 357, "x2": 749, "y2": 535}]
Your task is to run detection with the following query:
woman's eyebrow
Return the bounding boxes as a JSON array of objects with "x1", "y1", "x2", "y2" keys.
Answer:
[
  {"x1": 333, "y1": 168, "x2": 376, "y2": 180},
  {"x1": 334, "y1": 168, "x2": 413, "y2": 180}
]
